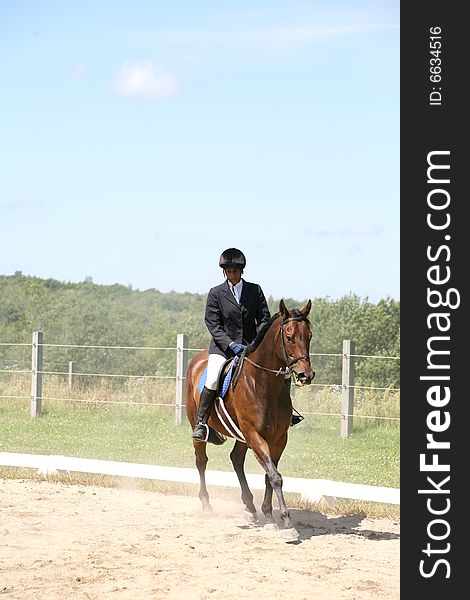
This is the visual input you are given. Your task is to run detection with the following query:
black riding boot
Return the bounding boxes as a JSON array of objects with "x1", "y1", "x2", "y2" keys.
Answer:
[
  {"x1": 192, "y1": 386, "x2": 217, "y2": 441},
  {"x1": 285, "y1": 377, "x2": 304, "y2": 426}
]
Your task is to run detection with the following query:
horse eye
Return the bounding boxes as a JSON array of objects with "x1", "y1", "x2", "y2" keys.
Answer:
[{"x1": 286, "y1": 335, "x2": 294, "y2": 343}]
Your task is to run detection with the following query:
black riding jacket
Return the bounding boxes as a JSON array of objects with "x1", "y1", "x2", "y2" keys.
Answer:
[{"x1": 205, "y1": 279, "x2": 271, "y2": 358}]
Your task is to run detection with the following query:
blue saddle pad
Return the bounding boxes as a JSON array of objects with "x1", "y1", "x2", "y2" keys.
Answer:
[{"x1": 197, "y1": 361, "x2": 234, "y2": 398}]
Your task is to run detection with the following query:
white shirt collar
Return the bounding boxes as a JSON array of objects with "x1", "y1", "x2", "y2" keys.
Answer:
[{"x1": 229, "y1": 279, "x2": 243, "y2": 302}]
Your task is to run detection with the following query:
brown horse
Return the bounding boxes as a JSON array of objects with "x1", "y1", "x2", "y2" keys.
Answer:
[{"x1": 185, "y1": 299, "x2": 315, "y2": 542}]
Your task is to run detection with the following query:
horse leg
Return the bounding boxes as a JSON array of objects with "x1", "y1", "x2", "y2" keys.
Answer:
[
  {"x1": 249, "y1": 432, "x2": 298, "y2": 541},
  {"x1": 230, "y1": 440, "x2": 258, "y2": 522},
  {"x1": 261, "y1": 472, "x2": 275, "y2": 526},
  {"x1": 261, "y1": 435, "x2": 287, "y2": 527},
  {"x1": 193, "y1": 440, "x2": 211, "y2": 512}
]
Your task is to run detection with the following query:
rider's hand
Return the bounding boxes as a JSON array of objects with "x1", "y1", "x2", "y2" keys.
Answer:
[{"x1": 230, "y1": 342, "x2": 246, "y2": 356}]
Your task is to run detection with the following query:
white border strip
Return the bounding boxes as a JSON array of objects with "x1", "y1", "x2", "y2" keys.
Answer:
[{"x1": 0, "y1": 452, "x2": 399, "y2": 505}]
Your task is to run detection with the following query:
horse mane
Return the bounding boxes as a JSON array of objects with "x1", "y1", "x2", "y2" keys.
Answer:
[
  {"x1": 246, "y1": 308, "x2": 311, "y2": 356},
  {"x1": 246, "y1": 312, "x2": 280, "y2": 355}
]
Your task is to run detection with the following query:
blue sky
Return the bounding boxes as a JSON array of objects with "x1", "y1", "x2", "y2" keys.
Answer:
[{"x1": 0, "y1": 1, "x2": 399, "y2": 303}]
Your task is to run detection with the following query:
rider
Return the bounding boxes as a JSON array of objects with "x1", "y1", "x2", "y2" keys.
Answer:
[{"x1": 192, "y1": 247, "x2": 304, "y2": 441}]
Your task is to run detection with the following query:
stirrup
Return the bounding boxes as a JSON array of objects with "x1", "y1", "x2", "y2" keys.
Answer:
[
  {"x1": 192, "y1": 422, "x2": 209, "y2": 442},
  {"x1": 290, "y1": 408, "x2": 304, "y2": 427}
]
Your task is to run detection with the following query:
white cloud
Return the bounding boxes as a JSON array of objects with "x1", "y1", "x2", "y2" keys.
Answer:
[
  {"x1": 206, "y1": 23, "x2": 398, "y2": 44},
  {"x1": 318, "y1": 224, "x2": 382, "y2": 237},
  {"x1": 1, "y1": 198, "x2": 45, "y2": 212},
  {"x1": 112, "y1": 61, "x2": 179, "y2": 100},
  {"x1": 71, "y1": 63, "x2": 87, "y2": 77},
  {"x1": 127, "y1": 22, "x2": 399, "y2": 49}
]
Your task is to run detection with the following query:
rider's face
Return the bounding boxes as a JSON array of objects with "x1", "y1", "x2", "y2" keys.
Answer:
[{"x1": 225, "y1": 268, "x2": 242, "y2": 286}]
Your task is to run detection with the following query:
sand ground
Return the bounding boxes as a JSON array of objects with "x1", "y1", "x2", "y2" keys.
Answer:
[{"x1": 0, "y1": 478, "x2": 399, "y2": 599}]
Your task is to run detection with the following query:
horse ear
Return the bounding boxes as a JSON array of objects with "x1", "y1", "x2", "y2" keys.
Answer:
[
  {"x1": 300, "y1": 299, "x2": 312, "y2": 316},
  {"x1": 279, "y1": 299, "x2": 289, "y2": 317}
]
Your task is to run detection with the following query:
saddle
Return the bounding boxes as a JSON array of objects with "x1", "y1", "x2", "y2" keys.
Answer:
[{"x1": 197, "y1": 357, "x2": 236, "y2": 398}]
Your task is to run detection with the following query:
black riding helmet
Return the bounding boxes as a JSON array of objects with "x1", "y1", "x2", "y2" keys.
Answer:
[{"x1": 219, "y1": 247, "x2": 246, "y2": 270}]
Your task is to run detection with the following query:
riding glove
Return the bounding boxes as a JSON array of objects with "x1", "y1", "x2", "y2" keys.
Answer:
[{"x1": 229, "y1": 342, "x2": 246, "y2": 355}]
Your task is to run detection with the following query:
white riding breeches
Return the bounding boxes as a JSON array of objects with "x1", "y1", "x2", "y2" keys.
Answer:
[{"x1": 205, "y1": 353, "x2": 227, "y2": 390}]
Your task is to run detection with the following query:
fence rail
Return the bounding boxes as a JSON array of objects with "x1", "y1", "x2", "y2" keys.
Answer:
[{"x1": 0, "y1": 332, "x2": 400, "y2": 437}]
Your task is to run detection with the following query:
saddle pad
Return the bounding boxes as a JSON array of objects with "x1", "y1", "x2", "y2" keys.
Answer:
[{"x1": 197, "y1": 361, "x2": 234, "y2": 397}]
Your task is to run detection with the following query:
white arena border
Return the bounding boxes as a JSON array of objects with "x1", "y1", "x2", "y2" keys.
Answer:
[{"x1": 0, "y1": 452, "x2": 399, "y2": 505}]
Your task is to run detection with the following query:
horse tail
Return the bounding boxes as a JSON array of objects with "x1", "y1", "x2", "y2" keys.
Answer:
[{"x1": 208, "y1": 427, "x2": 227, "y2": 445}]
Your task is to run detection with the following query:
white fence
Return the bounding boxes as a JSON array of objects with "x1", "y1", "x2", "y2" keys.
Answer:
[{"x1": 0, "y1": 452, "x2": 400, "y2": 506}]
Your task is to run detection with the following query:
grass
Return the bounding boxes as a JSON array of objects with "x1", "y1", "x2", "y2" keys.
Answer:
[
  {"x1": 0, "y1": 378, "x2": 400, "y2": 518},
  {"x1": 1, "y1": 407, "x2": 399, "y2": 481},
  {"x1": 1, "y1": 397, "x2": 399, "y2": 485}
]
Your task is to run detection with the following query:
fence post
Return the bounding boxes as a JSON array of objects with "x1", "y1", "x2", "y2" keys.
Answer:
[
  {"x1": 31, "y1": 331, "x2": 43, "y2": 417},
  {"x1": 175, "y1": 333, "x2": 188, "y2": 425},
  {"x1": 341, "y1": 339, "x2": 355, "y2": 438},
  {"x1": 68, "y1": 361, "x2": 74, "y2": 389}
]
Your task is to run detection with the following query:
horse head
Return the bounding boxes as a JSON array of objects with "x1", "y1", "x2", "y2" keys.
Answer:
[{"x1": 278, "y1": 299, "x2": 315, "y2": 385}]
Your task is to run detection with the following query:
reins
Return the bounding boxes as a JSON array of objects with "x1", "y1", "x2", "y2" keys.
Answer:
[
  {"x1": 244, "y1": 356, "x2": 289, "y2": 376},
  {"x1": 231, "y1": 313, "x2": 310, "y2": 388}
]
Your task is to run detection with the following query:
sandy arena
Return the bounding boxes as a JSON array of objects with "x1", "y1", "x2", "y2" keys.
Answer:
[{"x1": 0, "y1": 478, "x2": 399, "y2": 599}]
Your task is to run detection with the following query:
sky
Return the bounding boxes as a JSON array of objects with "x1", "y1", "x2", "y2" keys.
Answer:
[{"x1": 0, "y1": 1, "x2": 399, "y2": 303}]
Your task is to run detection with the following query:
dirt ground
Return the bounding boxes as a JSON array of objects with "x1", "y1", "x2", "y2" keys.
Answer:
[{"x1": 0, "y1": 477, "x2": 399, "y2": 599}]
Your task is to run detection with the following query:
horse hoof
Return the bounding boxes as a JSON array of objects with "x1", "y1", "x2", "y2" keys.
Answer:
[
  {"x1": 263, "y1": 523, "x2": 278, "y2": 531},
  {"x1": 242, "y1": 510, "x2": 258, "y2": 524},
  {"x1": 281, "y1": 528, "x2": 299, "y2": 542}
]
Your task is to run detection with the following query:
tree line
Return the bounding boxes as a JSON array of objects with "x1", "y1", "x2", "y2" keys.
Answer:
[{"x1": 0, "y1": 273, "x2": 399, "y2": 388}]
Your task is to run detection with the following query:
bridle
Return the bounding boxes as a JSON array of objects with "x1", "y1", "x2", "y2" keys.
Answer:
[
  {"x1": 279, "y1": 314, "x2": 311, "y2": 368},
  {"x1": 239, "y1": 314, "x2": 311, "y2": 378}
]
